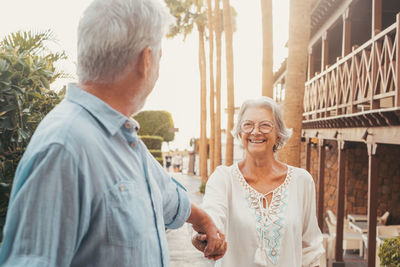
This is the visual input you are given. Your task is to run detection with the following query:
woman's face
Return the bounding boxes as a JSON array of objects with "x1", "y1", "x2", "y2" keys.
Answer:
[{"x1": 239, "y1": 107, "x2": 279, "y2": 157}]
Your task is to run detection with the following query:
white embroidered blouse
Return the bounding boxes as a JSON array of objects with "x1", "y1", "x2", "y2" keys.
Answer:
[{"x1": 202, "y1": 164, "x2": 324, "y2": 267}]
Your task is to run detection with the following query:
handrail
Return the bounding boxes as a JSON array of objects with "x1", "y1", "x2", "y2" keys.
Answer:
[
  {"x1": 303, "y1": 15, "x2": 400, "y2": 123},
  {"x1": 306, "y1": 23, "x2": 397, "y2": 86}
]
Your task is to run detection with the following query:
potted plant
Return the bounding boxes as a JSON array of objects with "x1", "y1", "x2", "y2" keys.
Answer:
[{"x1": 378, "y1": 236, "x2": 400, "y2": 267}]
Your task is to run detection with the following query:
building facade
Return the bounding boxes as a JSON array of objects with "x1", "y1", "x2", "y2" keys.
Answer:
[{"x1": 274, "y1": 0, "x2": 400, "y2": 266}]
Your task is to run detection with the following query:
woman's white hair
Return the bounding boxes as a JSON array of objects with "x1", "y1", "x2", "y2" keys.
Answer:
[
  {"x1": 232, "y1": 96, "x2": 292, "y2": 152},
  {"x1": 77, "y1": 0, "x2": 173, "y2": 84}
]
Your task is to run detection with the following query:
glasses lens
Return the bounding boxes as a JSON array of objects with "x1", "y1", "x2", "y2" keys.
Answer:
[
  {"x1": 259, "y1": 122, "x2": 273, "y2": 133},
  {"x1": 240, "y1": 121, "x2": 254, "y2": 133},
  {"x1": 240, "y1": 120, "x2": 273, "y2": 134}
]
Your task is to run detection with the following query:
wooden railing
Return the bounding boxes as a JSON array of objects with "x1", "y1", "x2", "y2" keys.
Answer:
[{"x1": 303, "y1": 15, "x2": 400, "y2": 127}]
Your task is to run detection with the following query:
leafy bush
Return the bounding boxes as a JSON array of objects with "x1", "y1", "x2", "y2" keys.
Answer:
[
  {"x1": 155, "y1": 157, "x2": 163, "y2": 166},
  {"x1": 133, "y1": 110, "x2": 175, "y2": 142},
  {"x1": 140, "y1": 135, "x2": 163, "y2": 150},
  {"x1": 199, "y1": 181, "x2": 206, "y2": 194},
  {"x1": 378, "y1": 236, "x2": 400, "y2": 267},
  {"x1": 149, "y1": 149, "x2": 162, "y2": 158},
  {"x1": 0, "y1": 30, "x2": 67, "y2": 238},
  {"x1": 149, "y1": 150, "x2": 163, "y2": 165},
  {"x1": 134, "y1": 111, "x2": 174, "y2": 166}
]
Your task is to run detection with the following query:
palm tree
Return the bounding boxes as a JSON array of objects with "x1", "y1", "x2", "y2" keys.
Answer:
[
  {"x1": 214, "y1": 0, "x2": 222, "y2": 167},
  {"x1": 279, "y1": 0, "x2": 312, "y2": 166},
  {"x1": 165, "y1": 0, "x2": 208, "y2": 181},
  {"x1": 198, "y1": 23, "x2": 208, "y2": 182},
  {"x1": 165, "y1": 0, "x2": 235, "y2": 173},
  {"x1": 222, "y1": 0, "x2": 235, "y2": 166},
  {"x1": 260, "y1": 0, "x2": 274, "y2": 97},
  {"x1": 206, "y1": 0, "x2": 216, "y2": 173}
]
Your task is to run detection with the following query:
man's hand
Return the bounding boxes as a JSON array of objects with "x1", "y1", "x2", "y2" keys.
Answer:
[
  {"x1": 192, "y1": 231, "x2": 227, "y2": 260},
  {"x1": 186, "y1": 204, "x2": 227, "y2": 260}
]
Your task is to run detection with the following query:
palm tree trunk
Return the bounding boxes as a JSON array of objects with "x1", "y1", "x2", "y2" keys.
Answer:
[
  {"x1": 214, "y1": 0, "x2": 222, "y2": 167},
  {"x1": 279, "y1": 0, "x2": 312, "y2": 167},
  {"x1": 261, "y1": 0, "x2": 274, "y2": 97},
  {"x1": 207, "y1": 0, "x2": 215, "y2": 173},
  {"x1": 198, "y1": 24, "x2": 208, "y2": 182},
  {"x1": 222, "y1": 0, "x2": 234, "y2": 166}
]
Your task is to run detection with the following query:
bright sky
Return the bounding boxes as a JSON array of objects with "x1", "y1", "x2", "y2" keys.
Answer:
[{"x1": 0, "y1": 0, "x2": 289, "y2": 151}]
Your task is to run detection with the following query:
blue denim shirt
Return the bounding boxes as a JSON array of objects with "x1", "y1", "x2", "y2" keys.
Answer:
[{"x1": 0, "y1": 84, "x2": 191, "y2": 267}]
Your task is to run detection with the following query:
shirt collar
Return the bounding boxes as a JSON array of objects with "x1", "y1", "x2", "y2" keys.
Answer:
[{"x1": 66, "y1": 83, "x2": 140, "y2": 136}]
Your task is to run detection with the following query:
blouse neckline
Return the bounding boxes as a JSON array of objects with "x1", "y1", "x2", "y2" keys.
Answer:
[
  {"x1": 232, "y1": 163, "x2": 294, "y2": 265},
  {"x1": 234, "y1": 163, "x2": 291, "y2": 198}
]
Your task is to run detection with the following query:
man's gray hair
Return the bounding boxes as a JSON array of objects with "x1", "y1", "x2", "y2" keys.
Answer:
[
  {"x1": 232, "y1": 96, "x2": 292, "y2": 152},
  {"x1": 77, "y1": 0, "x2": 173, "y2": 84}
]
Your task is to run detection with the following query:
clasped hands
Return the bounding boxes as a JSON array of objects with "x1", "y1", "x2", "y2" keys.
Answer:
[
  {"x1": 187, "y1": 204, "x2": 227, "y2": 260},
  {"x1": 191, "y1": 229, "x2": 227, "y2": 260}
]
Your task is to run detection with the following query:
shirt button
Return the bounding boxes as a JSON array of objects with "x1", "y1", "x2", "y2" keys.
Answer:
[
  {"x1": 130, "y1": 141, "x2": 136, "y2": 148},
  {"x1": 124, "y1": 122, "x2": 132, "y2": 129},
  {"x1": 120, "y1": 184, "x2": 125, "y2": 192}
]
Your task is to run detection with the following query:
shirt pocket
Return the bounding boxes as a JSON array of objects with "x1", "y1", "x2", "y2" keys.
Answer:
[{"x1": 105, "y1": 180, "x2": 148, "y2": 248}]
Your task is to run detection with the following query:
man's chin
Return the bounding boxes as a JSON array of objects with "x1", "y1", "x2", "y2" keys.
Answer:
[{"x1": 132, "y1": 101, "x2": 146, "y2": 116}]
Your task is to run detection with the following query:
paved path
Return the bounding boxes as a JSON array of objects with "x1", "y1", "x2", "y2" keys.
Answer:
[{"x1": 167, "y1": 172, "x2": 213, "y2": 267}]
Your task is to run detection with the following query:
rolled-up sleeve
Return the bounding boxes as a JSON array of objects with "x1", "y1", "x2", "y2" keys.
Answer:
[
  {"x1": 164, "y1": 184, "x2": 191, "y2": 229},
  {"x1": 144, "y1": 150, "x2": 191, "y2": 229},
  {"x1": 0, "y1": 144, "x2": 81, "y2": 267},
  {"x1": 302, "y1": 176, "x2": 325, "y2": 267}
]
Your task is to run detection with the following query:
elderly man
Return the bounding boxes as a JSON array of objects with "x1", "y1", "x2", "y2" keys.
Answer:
[{"x1": 0, "y1": 0, "x2": 225, "y2": 266}]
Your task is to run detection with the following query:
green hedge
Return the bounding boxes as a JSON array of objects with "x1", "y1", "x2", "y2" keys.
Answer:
[
  {"x1": 155, "y1": 157, "x2": 163, "y2": 166},
  {"x1": 378, "y1": 236, "x2": 400, "y2": 266},
  {"x1": 133, "y1": 110, "x2": 175, "y2": 142},
  {"x1": 149, "y1": 150, "x2": 163, "y2": 165},
  {"x1": 149, "y1": 149, "x2": 162, "y2": 158},
  {"x1": 199, "y1": 181, "x2": 206, "y2": 194},
  {"x1": 140, "y1": 135, "x2": 163, "y2": 150}
]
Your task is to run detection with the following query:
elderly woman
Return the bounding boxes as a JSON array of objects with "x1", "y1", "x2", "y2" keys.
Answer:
[{"x1": 194, "y1": 97, "x2": 324, "y2": 266}]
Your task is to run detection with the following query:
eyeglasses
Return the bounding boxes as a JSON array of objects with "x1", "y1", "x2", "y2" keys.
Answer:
[{"x1": 240, "y1": 120, "x2": 274, "y2": 134}]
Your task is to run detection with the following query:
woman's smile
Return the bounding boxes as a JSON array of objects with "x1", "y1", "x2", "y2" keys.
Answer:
[{"x1": 247, "y1": 137, "x2": 267, "y2": 144}]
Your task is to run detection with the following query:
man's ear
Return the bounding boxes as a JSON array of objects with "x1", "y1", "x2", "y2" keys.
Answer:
[{"x1": 137, "y1": 46, "x2": 153, "y2": 79}]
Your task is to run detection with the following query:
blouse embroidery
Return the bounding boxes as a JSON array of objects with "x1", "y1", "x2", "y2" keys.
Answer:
[{"x1": 234, "y1": 165, "x2": 293, "y2": 265}]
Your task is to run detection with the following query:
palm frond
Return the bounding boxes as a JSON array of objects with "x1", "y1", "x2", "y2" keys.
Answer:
[{"x1": 1, "y1": 30, "x2": 57, "y2": 55}]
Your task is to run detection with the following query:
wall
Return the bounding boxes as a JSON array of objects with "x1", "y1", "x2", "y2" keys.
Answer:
[{"x1": 300, "y1": 140, "x2": 400, "y2": 232}]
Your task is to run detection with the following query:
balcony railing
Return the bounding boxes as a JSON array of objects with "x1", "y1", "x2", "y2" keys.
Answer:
[{"x1": 303, "y1": 14, "x2": 400, "y2": 129}]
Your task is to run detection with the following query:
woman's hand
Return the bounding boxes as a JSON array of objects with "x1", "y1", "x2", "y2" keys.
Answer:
[
  {"x1": 187, "y1": 204, "x2": 227, "y2": 260},
  {"x1": 192, "y1": 231, "x2": 227, "y2": 260}
]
